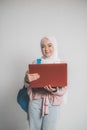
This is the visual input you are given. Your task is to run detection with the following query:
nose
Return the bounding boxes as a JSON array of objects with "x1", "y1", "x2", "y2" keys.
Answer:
[{"x1": 45, "y1": 46, "x2": 48, "y2": 51}]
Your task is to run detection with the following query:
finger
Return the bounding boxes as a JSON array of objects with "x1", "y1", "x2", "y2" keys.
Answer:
[
  {"x1": 44, "y1": 86, "x2": 48, "y2": 89},
  {"x1": 44, "y1": 86, "x2": 48, "y2": 90},
  {"x1": 31, "y1": 73, "x2": 39, "y2": 75},
  {"x1": 44, "y1": 86, "x2": 52, "y2": 92},
  {"x1": 48, "y1": 85, "x2": 57, "y2": 91},
  {"x1": 31, "y1": 73, "x2": 40, "y2": 78},
  {"x1": 33, "y1": 74, "x2": 40, "y2": 81},
  {"x1": 34, "y1": 74, "x2": 40, "y2": 79}
]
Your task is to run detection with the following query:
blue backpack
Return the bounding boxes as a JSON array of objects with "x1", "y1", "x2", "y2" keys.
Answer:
[
  {"x1": 17, "y1": 59, "x2": 41, "y2": 112},
  {"x1": 17, "y1": 86, "x2": 29, "y2": 112}
]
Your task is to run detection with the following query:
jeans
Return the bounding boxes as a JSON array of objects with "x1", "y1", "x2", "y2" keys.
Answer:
[{"x1": 28, "y1": 98, "x2": 60, "y2": 130}]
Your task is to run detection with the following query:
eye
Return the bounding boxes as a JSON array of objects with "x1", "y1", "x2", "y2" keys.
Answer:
[
  {"x1": 41, "y1": 45, "x2": 45, "y2": 48},
  {"x1": 48, "y1": 43, "x2": 52, "y2": 47}
]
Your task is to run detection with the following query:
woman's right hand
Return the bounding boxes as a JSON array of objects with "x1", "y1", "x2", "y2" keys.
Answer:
[
  {"x1": 25, "y1": 71, "x2": 40, "y2": 83},
  {"x1": 44, "y1": 85, "x2": 57, "y2": 93}
]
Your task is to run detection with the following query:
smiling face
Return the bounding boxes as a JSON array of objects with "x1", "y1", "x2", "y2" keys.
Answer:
[{"x1": 41, "y1": 38, "x2": 54, "y2": 58}]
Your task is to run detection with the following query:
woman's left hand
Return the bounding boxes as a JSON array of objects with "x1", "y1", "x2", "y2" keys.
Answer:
[{"x1": 44, "y1": 85, "x2": 57, "y2": 92}]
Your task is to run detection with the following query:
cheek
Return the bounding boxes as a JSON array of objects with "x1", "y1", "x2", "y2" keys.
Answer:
[
  {"x1": 41, "y1": 48, "x2": 44, "y2": 54},
  {"x1": 50, "y1": 47, "x2": 54, "y2": 53}
]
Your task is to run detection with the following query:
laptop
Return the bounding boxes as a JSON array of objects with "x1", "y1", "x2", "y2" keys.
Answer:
[{"x1": 29, "y1": 63, "x2": 67, "y2": 88}]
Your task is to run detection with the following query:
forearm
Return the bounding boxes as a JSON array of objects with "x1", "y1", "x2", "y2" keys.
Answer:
[{"x1": 24, "y1": 73, "x2": 30, "y2": 88}]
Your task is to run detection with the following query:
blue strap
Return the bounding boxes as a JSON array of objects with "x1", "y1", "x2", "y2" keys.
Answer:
[{"x1": 36, "y1": 59, "x2": 41, "y2": 64}]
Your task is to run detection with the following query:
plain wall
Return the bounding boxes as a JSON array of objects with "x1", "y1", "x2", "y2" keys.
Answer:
[{"x1": 0, "y1": 0, "x2": 87, "y2": 130}]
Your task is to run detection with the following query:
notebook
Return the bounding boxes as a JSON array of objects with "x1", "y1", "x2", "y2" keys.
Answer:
[{"x1": 29, "y1": 63, "x2": 67, "y2": 88}]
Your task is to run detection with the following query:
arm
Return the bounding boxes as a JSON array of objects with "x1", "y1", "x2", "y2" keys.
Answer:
[
  {"x1": 44, "y1": 85, "x2": 67, "y2": 96},
  {"x1": 24, "y1": 71, "x2": 40, "y2": 88}
]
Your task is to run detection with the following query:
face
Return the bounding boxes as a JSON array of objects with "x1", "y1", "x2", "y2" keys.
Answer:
[{"x1": 41, "y1": 38, "x2": 54, "y2": 58}]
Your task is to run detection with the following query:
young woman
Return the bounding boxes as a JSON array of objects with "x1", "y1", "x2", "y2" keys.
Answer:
[{"x1": 24, "y1": 36, "x2": 67, "y2": 130}]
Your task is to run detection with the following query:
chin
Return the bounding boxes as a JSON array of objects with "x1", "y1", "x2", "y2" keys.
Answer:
[{"x1": 45, "y1": 55, "x2": 52, "y2": 58}]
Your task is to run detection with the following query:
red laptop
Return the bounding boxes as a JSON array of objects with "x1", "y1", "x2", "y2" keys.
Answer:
[{"x1": 29, "y1": 63, "x2": 67, "y2": 88}]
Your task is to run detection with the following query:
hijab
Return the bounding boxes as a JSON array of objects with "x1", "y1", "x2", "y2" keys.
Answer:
[{"x1": 40, "y1": 36, "x2": 61, "y2": 64}]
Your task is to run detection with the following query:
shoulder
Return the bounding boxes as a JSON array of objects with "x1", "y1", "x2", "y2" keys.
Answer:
[
  {"x1": 32, "y1": 60, "x2": 37, "y2": 64},
  {"x1": 32, "y1": 58, "x2": 41, "y2": 64}
]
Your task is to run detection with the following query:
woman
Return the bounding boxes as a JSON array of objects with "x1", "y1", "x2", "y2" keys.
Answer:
[{"x1": 24, "y1": 36, "x2": 67, "y2": 130}]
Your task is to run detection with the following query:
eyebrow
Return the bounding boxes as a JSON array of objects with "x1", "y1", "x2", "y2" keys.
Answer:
[
  {"x1": 42, "y1": 42, "x2": 52, "y2": 45},
  {"x1": 41, "y1": 43, "x2": 52, "y2": 47},
  {"x1": 48, "y1": 43, "x2": 52, "y2": 45}
]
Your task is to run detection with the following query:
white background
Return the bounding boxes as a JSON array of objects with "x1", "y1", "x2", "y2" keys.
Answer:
[{"x1": 0, "y1": 0, "x2": 87, "y2": 130}]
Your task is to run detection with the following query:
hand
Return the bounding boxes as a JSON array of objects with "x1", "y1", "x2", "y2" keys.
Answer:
[
  {"x1": 44, "y1": 85, "x2": 57, "y2": 92},
  {"x1": 28, "y1": 73, "x2": 40, "y2": 82},
  {"x1": 25, "y1": 72, "x2": 40, "y2": 83}
]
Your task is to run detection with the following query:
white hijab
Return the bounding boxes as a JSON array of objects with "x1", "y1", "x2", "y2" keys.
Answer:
[{"x1": 40, "y1": 36, "x2": 61, "y2": 64}]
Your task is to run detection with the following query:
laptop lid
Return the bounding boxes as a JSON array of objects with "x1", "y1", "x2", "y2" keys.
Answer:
[{"x1": 29, "y1": 63, "x2": 67, "y2": 88}]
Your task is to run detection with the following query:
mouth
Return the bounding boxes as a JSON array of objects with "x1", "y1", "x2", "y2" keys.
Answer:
[{"x1": 45, "y1": 51, "x2": 49, "y2": 54}]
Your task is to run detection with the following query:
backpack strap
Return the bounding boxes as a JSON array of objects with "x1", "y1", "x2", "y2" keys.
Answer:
[{"x1": 36, "y1": 59, "x2": 41, "y2": 64}]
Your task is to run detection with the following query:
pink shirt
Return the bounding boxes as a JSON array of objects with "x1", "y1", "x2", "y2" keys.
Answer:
[{"x1": 25, "y1": 82, "x2": 67, "y2": 116}]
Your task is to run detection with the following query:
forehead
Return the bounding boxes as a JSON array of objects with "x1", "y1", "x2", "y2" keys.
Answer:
[{"x1": 41, "y1": 38, "x2": 53, "y2": 45}]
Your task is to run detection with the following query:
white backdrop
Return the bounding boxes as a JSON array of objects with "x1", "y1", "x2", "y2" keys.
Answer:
[{"x1": 0, "y1": 0, "x2": 87, "y2": 130}]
